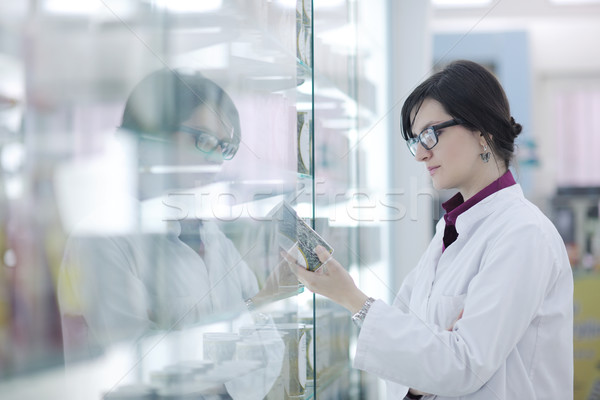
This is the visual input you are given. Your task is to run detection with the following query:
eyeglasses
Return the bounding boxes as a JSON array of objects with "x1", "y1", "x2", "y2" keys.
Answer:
[
  {"x1": 406, "y1": 118, "x2": 464, "y2": 156},
  {"x1": 179, "y1": 125, "x2": 238, "y2": 160}
]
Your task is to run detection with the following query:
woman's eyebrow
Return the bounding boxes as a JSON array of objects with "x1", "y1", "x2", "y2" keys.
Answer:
[{"x1": 414, "y1": 120, "x2": 441, "y2": 133}]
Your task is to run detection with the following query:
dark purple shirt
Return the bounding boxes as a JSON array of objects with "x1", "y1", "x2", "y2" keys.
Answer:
[{"x1": 441, "y1": 170, "x2": 516, "y2": 251}]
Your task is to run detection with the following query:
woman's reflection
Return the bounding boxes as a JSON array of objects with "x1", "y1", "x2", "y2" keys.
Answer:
[{"x1": 57, "y1": 68, "x2": 293, "y2": 399}]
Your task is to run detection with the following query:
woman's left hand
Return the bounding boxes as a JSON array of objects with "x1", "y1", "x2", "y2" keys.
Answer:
[
  {"x1": 282, "y1": 245, "x2": 368, "y2": 314},
  {"x1": 252, "y1": 256, "x2": 301, "y2": 305}
]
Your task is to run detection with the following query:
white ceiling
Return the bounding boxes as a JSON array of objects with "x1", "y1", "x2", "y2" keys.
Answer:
[
  {"x1": 431, "y1": 0, "x2": 600, "y2": 75},
  {"x1": 433, "y1": 0, "x2": 600, "y2": 22}
]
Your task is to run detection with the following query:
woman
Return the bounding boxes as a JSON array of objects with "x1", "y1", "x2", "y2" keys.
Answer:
[
  {"x1": 292, "y1": 60, "x2": 573, "y2": 399},
  {"x1": 58, "y1": 69, "x2": 253, "y2": 356},
  {"x1": 58, "y1": 70, "x2": 291, "y2": 400}
]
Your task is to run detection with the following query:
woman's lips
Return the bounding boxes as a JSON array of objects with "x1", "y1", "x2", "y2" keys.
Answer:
[{"x1": 427, "y1": 166, "x2": 440, "y2": 175}]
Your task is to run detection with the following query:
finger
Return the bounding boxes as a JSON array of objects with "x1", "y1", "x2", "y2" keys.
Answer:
[
  {"x1": 313, "y1": 264, "x2": 327, "y2": 275},
  {"x1": 314, "y1": 245, "x2": 333, "y2": 263},
  {"x1": 447, "y1": 309, "x2": 464, "y2": 331},
  {"x1": 280, "y1": 250, "x2": 298, "y2": 265},
  {"x1": 280, "y1": 251, "x2": 299, "y2": 275},
  {"x1": 294, "y1": 264, "x2": 314, "y2": 287},
  {"x1": 280, "y1": 251, "x2": 313, "y2": 272}
]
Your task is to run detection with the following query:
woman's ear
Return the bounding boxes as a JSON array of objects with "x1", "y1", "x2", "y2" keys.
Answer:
[{"x1": 479, "y1": 132, "x2": 493, "y2": 147}]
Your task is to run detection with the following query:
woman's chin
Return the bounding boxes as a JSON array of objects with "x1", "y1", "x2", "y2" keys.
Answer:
[
  {"x1": 431, "y1": 177, "x2": 443, "y2": 190},
  {"x1": 431, "y1": 177, "x2": 451, "y2": 192}
]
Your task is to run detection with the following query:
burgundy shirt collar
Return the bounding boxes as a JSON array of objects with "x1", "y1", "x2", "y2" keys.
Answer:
[
  {"x1": 441, "y1": 170, "x2": 516, "y2": 251},
  {"x1": 442, "y1": 170, "x2": 516, "y2": 224}
]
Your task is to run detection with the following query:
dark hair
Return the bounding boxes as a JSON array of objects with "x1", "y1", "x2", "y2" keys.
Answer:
[
  {"x1": 120, "y1": 68, "x2": 241, "y2": 148},
  {"x1": 401, "y1": 60, "x2": 522, "y2": 167}
]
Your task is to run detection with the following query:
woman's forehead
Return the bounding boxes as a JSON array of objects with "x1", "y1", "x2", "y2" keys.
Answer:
[
  {"x1": 185, "y1": 105, "x2": 233, "y2": 141},
  {"x1": 411, "y1": 99, "x2": 449, "y2": 131}
]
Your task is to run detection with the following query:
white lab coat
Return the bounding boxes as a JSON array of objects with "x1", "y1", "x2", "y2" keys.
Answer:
[
  {"x1": 57, "y1": 197, "x2": 287, "y2": 400},
  {"x1": 58, "y1": 196, "x2": 260, "y2": 359},
  {"x1": 354, "y1": 184, "x2": 573, "y2": 400}
]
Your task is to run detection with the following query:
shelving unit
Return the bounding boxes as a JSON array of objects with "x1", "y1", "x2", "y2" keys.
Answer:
[{"x1": 0, "y1": 1, "x2": 391, "y2": 399}]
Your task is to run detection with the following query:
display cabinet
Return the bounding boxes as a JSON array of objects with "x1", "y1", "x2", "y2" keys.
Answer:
[{"x1": 0, "y1": 1, "x2": 391, "y2": 399}]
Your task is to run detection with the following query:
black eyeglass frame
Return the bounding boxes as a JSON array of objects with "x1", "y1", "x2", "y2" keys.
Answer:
[
  {"x1": 406, "y1": 118, "x2": 464, "y2": 156},
  {"x1": 179, "y1": 125, "x2": 238, "y2": 160}
]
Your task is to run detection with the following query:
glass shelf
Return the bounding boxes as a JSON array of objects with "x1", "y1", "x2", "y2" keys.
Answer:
[{"x1": 0, "y1": 1, "x2": 390, "y2": 399}]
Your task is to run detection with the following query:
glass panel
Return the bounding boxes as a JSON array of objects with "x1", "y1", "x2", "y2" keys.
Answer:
[
  {"x1": 311, "y1": 0, "x2": 356, "y2": 398},
  {"x1": 312, "y1": 0, "x2": 390, "y2": 398},
  {"x1": 0, "y1": 1, "x2": 313, "y2": 399},
  {"x1": 352, "y1": 1, "x2": 394, "y2": 397},
  {"x1": 0, "y1": 1, "x2": 390, "y2": 398}
]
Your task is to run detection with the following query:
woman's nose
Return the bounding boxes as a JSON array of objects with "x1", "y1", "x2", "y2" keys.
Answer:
[{"x1": 414, "y1": 142, "x2": 431, "y2": 162}]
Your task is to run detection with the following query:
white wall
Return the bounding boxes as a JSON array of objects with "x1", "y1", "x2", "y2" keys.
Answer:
[
  {"x1": 530, "y1": 17, "x2": 600, "y2": 211},
  {"x1": 432, "y1": 3, "x2": 600, "y2": 210},
  {"x1": 388, "y1": 0, "x2": 434, "y2": 290}
]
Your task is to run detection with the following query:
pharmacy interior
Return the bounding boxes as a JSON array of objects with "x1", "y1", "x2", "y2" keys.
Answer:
[
  {"x1": 1, "y1": 0, "x2": 600, "y2": 399},
  {"x1": 0, "y1": 1, "x2": 394, "y2": 399}
]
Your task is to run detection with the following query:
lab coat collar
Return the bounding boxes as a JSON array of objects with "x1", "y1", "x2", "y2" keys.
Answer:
[
  {"x1": 139, "y1": 195, "x2": 183, "y2": 236},
  {"x1": 453, "y1": 184, "x2": 524, "y2": 237}
]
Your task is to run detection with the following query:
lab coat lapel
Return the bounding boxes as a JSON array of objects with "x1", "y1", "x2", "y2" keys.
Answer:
[
  {"x1": 454, "y1": 185, "x2": 522, "y2": 238},
  {"x1": 411, "y1": 230, "x2": 444, "y2": 320}
]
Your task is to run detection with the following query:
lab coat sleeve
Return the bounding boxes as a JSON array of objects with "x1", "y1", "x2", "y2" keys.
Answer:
[
  {"x1": 203, "y1": 221, "x2": 260, "y2": 301},
  {"x1": 217, "y1": 229, "x2": 260, "y2": 300},
  {"x1": 59, "y1": 235, "x2": 152, "y2": 349},
  {"x1": 354, "y1": 223, "x2": 562, "y2": 397}
]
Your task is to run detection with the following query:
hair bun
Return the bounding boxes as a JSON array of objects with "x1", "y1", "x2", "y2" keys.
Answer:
[{"x1": 510, "y1": 116, "x2": 522, "y2": 138}]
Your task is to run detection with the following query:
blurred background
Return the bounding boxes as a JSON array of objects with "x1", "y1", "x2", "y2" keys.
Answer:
[{"x1": 0, "y1": 0, "x2": 598, "y2": 399}]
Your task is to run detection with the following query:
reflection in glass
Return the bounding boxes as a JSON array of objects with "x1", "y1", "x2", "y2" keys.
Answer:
[{"x1": 57, "y1": 69, "x2": 298, "y2": 399}]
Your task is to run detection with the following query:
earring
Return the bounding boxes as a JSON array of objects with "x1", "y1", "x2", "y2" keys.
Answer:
[{"x1": 480, "y1": 145, "x2": 491, "y2": 163}]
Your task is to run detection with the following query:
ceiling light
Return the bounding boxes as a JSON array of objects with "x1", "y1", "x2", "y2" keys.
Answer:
[
  {"x1": 151, "y1": 0, "x2": 222, "y2": 13},
  {"x1": 549, "y1": 0, "x2": 600, "y2": 4},
  {"x1": 432, "y1": 0, "x2": 493, "y2": 7}
]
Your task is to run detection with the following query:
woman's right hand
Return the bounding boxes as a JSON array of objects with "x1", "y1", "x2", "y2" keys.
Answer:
[
  {"x1": 282, "y1": 245, "x2": 368, "y2": 314},
  {"x1": 448, "y1": 309, "x2": 464, "y2": 331}
]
